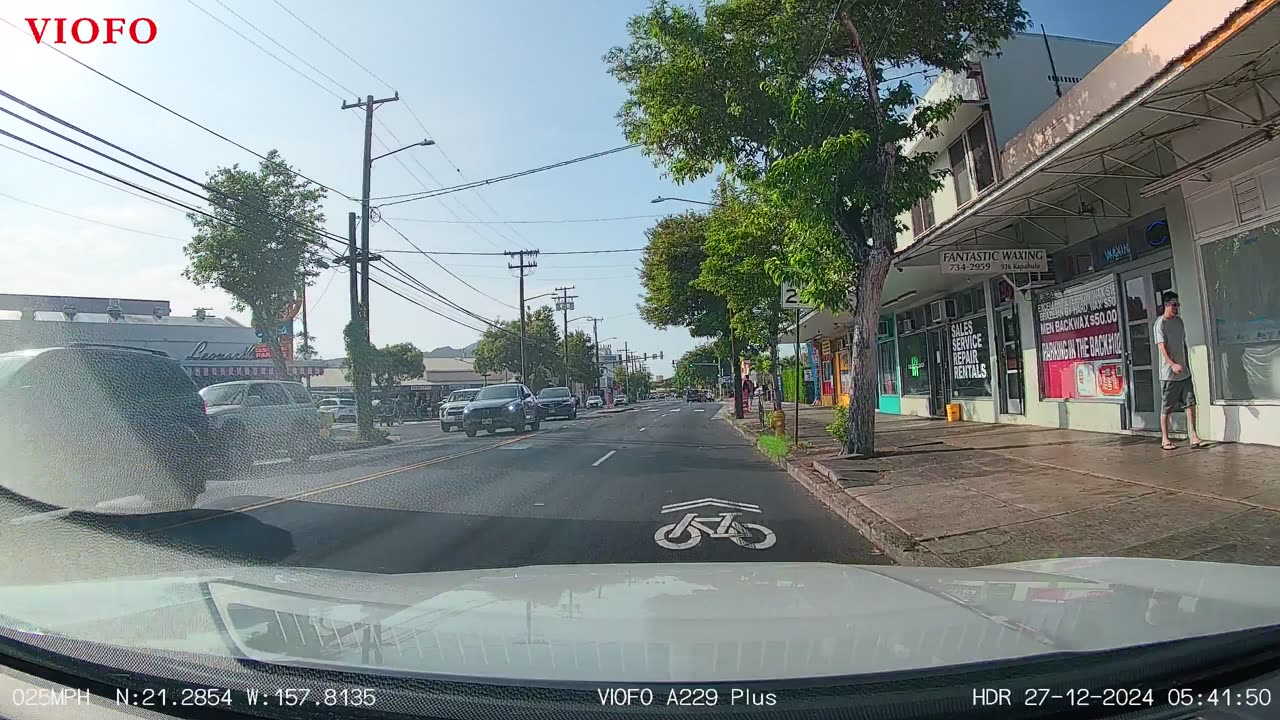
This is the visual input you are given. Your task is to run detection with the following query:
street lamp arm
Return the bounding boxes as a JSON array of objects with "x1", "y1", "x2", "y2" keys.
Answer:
[
  {"x1": 373, "y1": 139, "x2": 435, "y2": 163},
  {"x1": 651, "y1": 195, "x2": 717, "y2": 207}
]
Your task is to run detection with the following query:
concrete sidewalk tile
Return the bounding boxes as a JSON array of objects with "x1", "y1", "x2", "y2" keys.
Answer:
[
  {"x1": 1113, "y1": 508, "x2": 1280, "y2": 564},
  {"x1": 956, "y1": 470, "x2": 1153, "y2": 515},
  {"x1": 855, "y1": 483, "x2": 1043, "y2": 540},
  {"x1": 923, "y1": 491, "x2": 1243, "y2": 566}
]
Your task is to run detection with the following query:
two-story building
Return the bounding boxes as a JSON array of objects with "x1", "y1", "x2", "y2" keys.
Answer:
[{"x1": 788, "y1": 0, "x2": 1280, "y2": 446}]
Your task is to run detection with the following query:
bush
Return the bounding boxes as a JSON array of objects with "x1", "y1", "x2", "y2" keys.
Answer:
[
  {"x1": 757, "y1": 434, "x2": 791, "y2": 459},
  {"x1": 825, "y1": 405, "x2": 848, "y2": 444}
]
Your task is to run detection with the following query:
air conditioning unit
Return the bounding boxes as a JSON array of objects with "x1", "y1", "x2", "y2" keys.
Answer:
[
  {"x1": 898, "y1": 316, "x2": 914, "y2": 334},
  {"x1": 877, "y1": 319, "x2": 891, "y2": 338},
  {"x1": 929, "y1": 299, "x2": 958, "y2": 323}
]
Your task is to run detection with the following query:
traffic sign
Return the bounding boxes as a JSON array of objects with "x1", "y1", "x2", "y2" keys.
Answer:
[{"x1": 781, "y1": 281, "x2": 814, "y2": 310}]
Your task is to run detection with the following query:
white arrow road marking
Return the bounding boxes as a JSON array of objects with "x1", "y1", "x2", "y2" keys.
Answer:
[
  {"x1": 591, "y1": 450, "x2": 617, "y2": 467},
  {"x1": 661, "y1": 497, "x2": 762, "y2": 513}
]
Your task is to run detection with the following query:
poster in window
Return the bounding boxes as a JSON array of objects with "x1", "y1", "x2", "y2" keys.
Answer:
[
  {"x1": 898, "y1": 332, "x2": 930, "y2": 395},
  {"x1": 1034, "y1": 277, "x2": 1123, "y2": 399},
  {"x1": 950, "y1": 317, "x2": 991, "y2": 397}
]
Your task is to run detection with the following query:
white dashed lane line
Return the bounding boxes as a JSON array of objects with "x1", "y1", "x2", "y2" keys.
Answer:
[{"x1": 591, "y1": 450, "x2": 617, "y2": 467}]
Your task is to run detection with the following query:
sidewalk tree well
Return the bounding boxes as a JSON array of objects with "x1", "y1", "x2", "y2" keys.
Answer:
[
  {"x1": 607, "y1": 0, "x2": 1027, "y2": 455},
  {"x1": 182, "y1": 149, "x2": 327, "y2": 380}
]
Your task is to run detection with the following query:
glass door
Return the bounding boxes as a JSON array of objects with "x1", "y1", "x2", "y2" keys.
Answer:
[
  {"x1": 997, "y1": 307, "x2": 1024, "y2": 414},
  {"x1": 926, "y1": 327, "x2": 949, "y2": 416},
  {"x1": 1120, "y1": 261, "x2": 1180, "y2": 432}
]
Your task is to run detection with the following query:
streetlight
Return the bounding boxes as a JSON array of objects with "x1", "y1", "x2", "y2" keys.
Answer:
[
  {"x1": 373, "y1": 138, "x2": 435, "y2": 163},
  {"x1": 650, "y1": 195, "x2": 717, "y2": 207}
]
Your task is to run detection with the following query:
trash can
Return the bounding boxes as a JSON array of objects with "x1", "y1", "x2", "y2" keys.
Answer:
[{"x1": 946, "y1": 402, "x2": 962, "y2": 422}]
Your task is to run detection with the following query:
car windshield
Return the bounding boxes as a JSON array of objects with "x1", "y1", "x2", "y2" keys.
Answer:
[
  {"x1": 3, "y1": 0, "x2": 1277, "y2": 705},
  {"x1": 199, "y1": 384, "x2": 243, "y2": 406},
  {"x1": 475, "y1": 385, "x2": 520, "y2": 400}
]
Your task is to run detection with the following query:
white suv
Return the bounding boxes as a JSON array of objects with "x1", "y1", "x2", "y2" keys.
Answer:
[{"x1": 439, "y1": 388, "x2": 480, "y2": 432}]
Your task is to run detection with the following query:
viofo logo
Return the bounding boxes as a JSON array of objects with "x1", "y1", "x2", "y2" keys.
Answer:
[{"x1": 25, "y1": 17, "x2": 157, "y2": 45}]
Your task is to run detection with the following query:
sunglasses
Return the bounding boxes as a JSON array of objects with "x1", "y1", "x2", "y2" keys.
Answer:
[{"x1": 1166, "y1": 302, "x2": 1180, "y2": 308}]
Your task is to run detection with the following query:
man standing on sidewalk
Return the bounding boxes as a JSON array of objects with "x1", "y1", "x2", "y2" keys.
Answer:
[{"x1": 1153, "y1": 291, "x2": 1205, "y2": 450}]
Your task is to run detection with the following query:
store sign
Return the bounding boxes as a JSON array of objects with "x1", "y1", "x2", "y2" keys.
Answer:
[
  {"x1": 186, "y1": 340, "x2": 258, "y2": 361},
  {"x1": 1034, "y1": 277, "x2": 1122, "y2": 399},
  {"x1": 941, "y1": 249, "x2": 1048, "y2": 274}
]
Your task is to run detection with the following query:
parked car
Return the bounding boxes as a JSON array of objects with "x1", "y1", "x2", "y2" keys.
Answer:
[
  {"x1": 586, "y1": 395, "x2": 604, "y2": 408},
  {"x1": 200, "y1": 380, "x2": 323, "y2": 469},
  {"x1": 461, "y1": 383, "x2": 540, "y2": 437},
  {"x1": 685, "y1": 388, "x2": 706, "y2": 402},
  {"x1": 317, "y1": 397, "x2": 357, "y2": 424},
  {"x1": 614, "y1": 394, "x2": 629, "y2": 406},
  {"x1": 536, "y1": 386, "x2": 577, "y2": 420},
  {"x1": 0, "y1": 344, "x2": 210, "y2": 513},
  {"x1": 438, "y1": 388, "x2": 480, "y2": 432},
  {"x1": 705, "y1": 390, "x2": 715, "y2": 401}
]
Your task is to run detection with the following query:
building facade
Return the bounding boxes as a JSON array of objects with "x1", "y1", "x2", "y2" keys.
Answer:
[
  {"x1": 788, "y1": 0, "x2": 1280, "y2": 446},
  {"x1": 0, "y1": 294, "x2": 324, "y2": 386}
]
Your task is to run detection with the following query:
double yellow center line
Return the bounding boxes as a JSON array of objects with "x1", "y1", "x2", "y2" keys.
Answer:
[{"x1": 156, "y1": 436, "x2": 525, "y2": 531}]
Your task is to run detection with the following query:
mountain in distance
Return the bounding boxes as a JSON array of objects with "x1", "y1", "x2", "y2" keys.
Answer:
[{"x1": 424, "y1": 341, "x2": 479, "y2": 358}]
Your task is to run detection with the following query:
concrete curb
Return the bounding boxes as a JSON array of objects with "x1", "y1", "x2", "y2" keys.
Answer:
[{"x1": 720, "y1": 414, "x2": 950, "y2": 568}]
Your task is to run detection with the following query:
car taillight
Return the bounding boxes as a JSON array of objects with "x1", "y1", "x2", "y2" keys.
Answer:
[{"x1": 199, "y1": 398, "x2": 207, "y2": 414}]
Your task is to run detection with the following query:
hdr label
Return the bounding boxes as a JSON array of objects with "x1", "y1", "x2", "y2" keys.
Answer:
[{"x1": 25, "y1": 18, "x2": 157, "y2": 44}]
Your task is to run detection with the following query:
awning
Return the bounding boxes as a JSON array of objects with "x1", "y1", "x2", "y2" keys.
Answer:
[
  {"x1": 185, "y1": 362, "x2": 326, "y2": 378},
  {"x1": 898, "y1": 0, "x2": 1280, "y2": 265}
]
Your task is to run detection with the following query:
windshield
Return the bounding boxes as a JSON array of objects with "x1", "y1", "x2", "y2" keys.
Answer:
[
  {"x1": 475, "y1": 385, "x2": 520, "y2": 400},
  {"x1": 2, "y1": 0, "x2": 1273, "y2": 701},
  {"x1": 199, "y1": 384, "x2": 243, "y2": 407}
]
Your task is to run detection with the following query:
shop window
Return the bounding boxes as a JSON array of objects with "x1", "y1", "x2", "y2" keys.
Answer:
[
  {"x1": 877, "y1": 339, "x2": 898, "y2": 395},
  {"x1": 1200, "y1": 219, "x2": 1280, "y2": 401},
  {"x1": 949, "y1": 139, "x2": 972, "y2": 206},
  {"x1": 1033, "y1": 276, "x2": 1123, "y2": 400},
  {"x1": 898, "y1": 332, "x2": 930, "y2": 395},
  {"x1": 950, "y1": 316, "x2": 992, "y2": 397},
  {"x1": 911, "y1": 197, "x2": 936, "y2": 237}
]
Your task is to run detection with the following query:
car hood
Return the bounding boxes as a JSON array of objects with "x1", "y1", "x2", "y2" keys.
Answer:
[
  {"x1": 2, "y1": 558, "x2": 1279, "y2": 684},
  {"x1": 465, "y1": 398, "x2": 521, "y2": 411},
  {"x1": 537, "y1": 397, "x2": 572, "y2": 404},
  {"x1": 439, "y1": 400, "x2": 472, "y2": 410}
]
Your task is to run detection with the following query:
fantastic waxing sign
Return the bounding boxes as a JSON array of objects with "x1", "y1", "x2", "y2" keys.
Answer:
[{"x1": 941, "y1": 249, "x2": 1048, "y2": 274}]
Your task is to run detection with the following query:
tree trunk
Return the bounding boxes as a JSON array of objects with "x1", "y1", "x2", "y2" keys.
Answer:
[
  {"x1": 254, "y1": 313, "x2": 290, "y2": 380},
  {"x1": 769, "y1": 342, "x2": 782, "y2": 412},
  {"x1": 730, "y1": 328, "x2": 744, "y2": 420},
  {"x1": 844, "y1": 248, "x2": 893, "y2": 457}
]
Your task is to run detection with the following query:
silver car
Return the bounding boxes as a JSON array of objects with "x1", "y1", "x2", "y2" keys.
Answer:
[
  {"x1": 200, "y1": 380, "x2": 323, "y2": 468},
  {"x1": 438, "y1": 388, "x2": 480, "y2": 432}
]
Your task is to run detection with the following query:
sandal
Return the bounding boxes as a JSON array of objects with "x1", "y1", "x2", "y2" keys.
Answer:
[
  {"x1": 1161, "y1": 442, "x2": 1177, "y2": 451},
  {"x1": 1191, "y1": 441, "x2": 1212, "y2": 449}
]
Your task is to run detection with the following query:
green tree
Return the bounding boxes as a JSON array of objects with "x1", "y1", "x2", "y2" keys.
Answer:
[
  {"x1": 183, "y1": 149, "x2": 326, "y2": 380},
  {"x1": 607, "y1": 0, "x2": 1027, "y2": 455},
  {"x1": 673, "y1": 341, "x2": 726, "y2": 390},
  {"x1": 473, "y1": 306, "x2": 561, "y2": 391},
  {"x1": 294, "y1": 331, "x2": 318, "y2": 361},
  {"x1": 370, "y1": 342, "x2": 424, "y2": 399},
  {"x1": 564, "y1": 329, "x2": 597, "y2": 386}
]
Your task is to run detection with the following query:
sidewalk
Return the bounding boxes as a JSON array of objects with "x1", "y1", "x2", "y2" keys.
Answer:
[{"x1": 727, "y1": 404, "x2": 1280, "y2": 567}]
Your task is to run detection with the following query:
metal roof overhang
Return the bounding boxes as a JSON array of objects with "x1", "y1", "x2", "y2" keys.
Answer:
[{"x1": 897, "y1": 0, "x2": 1280, "y2": 267}]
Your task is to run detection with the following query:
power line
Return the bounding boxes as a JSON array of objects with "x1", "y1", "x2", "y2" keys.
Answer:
[
  {"x1": 380, "y1": 218, "x2": 517, "y2": 310},
  {"x1": 384, "y1": 213, "x2": 667, "y2": 225},
  {"x1": 373, "y1": 247, "x2": 646, "y2": 256},
  {"x1": 184, "y1": 0, "x2": 345, "y2": 101},
  {"x1": 269, "y1": 0, "x2": 395, "y2": 88},
  {"x1": 0, "y1": 18, "x2": 352, "y2": 199},
  {"x1": 0, "y1": 189, "x2": 187, "y2": 242},
  {"x1": 208, "y1": 0, "x2": 357, "y2": 97},
  {"x1": 371, "y1": 144, "x2": 642, "y2": 206},
  {"x1": 0, "y1": 140, "x2": 201, "y2": 214}
]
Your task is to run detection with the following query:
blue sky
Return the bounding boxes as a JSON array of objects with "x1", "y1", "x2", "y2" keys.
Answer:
[{"x1": 0, "y1": 0, "x2": 1168, "y2": 371}]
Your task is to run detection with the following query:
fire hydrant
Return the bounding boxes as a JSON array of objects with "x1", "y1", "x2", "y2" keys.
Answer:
[{"x1": 769, "y1": 410, "x2": 786, "y2": 437}]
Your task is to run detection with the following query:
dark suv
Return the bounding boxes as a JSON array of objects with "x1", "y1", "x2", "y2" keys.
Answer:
[
  {"x1": 0, "y1": 344, "x2": 210, "y2": 513},
  {"x1": 461, "y1": 383, "x2": 540, "y2": 436}
]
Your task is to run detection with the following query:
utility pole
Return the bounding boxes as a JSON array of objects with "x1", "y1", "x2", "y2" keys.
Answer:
[
  {"x1": 623, "y1": 341, "x2": 629, "y2": 400},
  {"x1": 504, "y1": 250, "x2": 539, "y2": 382},
  {"x1": 341, "y1": 92, "x2": 399, "y2": 341},
  {"x1": 299, "y1": 281, "x2": 310, "y2": 388},
  {"x1": 343, "y1": 211, "x2": 374, "y2": 440},
  {"x1": 554, "y1": 286, "x2": 577, "y2": 386},
  {"x1": 590, "y1": 317, "x2": 602, "y2": 396}
]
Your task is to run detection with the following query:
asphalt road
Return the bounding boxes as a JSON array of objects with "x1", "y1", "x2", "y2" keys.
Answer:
[{"x1": 0, "y1": 400, "x2": 888, "y2": 584}]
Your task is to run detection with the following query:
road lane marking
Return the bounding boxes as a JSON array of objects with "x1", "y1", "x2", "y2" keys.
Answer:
[
  {"x1": 154, "y1": 436, "x2": 526, "y2": 531},
  {"x1": 694, "y1": 409, "x2": 705, "y2": 412},
  {"x1": 670, "y1": 408, "x2": 681, "y2": 412},
  {"x1": 591, "y1": 450, "x2": 617, "y2": 467},
  {"x1": 662, "y1": 498, "x2": 762, "y2": 513},
  {"x1": 639, "y1": 427, "x2": 646, "y2": 432}
]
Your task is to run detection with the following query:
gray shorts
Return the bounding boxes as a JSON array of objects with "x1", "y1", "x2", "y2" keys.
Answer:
[{"x1": 1161, "y1": 378, "x2": 1196, "y2": 413}]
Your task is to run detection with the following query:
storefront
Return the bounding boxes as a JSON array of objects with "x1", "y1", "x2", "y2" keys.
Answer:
[
  {"x1": 889, "y1": 283, "x2": 994, "y2": 419},
  {"x1": 875, "y1": 314, "x2": 900, "y2": 414}
]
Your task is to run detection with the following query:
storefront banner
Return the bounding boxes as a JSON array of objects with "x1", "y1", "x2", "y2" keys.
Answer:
[
  {"x1": 941, "y1": 249, "x2": 1048, "y2": 274},
  {"x1": 1035, "y1": 277, "x2": 1123, "y2": 399}
]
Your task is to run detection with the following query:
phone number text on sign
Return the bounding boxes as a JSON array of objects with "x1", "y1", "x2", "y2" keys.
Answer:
[{"x1": 940, "y1": 249, "x2": 1048, "y2": 274}]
